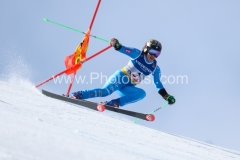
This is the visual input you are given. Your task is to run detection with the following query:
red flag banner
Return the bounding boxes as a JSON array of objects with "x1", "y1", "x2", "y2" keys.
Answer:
[{"x1": 64, "y1": 29, "x2": 91, "y2": 75}]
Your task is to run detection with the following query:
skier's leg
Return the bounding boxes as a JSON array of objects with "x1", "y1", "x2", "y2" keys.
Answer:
[
  {"x1": 70, "y1": 70, "x2": 125, "y2": 99},
  {"x1": 72, "y1": 88, "x2": 110, "y2": 99},
  {"x1": 115, "y1": 86, "x2": 146, "y2": 107}
]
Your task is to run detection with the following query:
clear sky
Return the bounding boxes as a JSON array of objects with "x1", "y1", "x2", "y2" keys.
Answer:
[{"x1": 1, "y1": 0, "x2": 240, "y2": 151}]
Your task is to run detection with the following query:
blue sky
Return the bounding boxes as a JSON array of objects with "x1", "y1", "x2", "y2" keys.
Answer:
[{"x1": 1, "y1": 0, "x2": 240, "y2": 151}]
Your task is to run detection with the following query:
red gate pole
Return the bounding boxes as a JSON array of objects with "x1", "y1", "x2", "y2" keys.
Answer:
[
  {"x1": 36, "y1": 45, "x2": 111, "y2": 88},
  {"x1": 66, "y1": 0, "x2": 102, "y2": 95}
]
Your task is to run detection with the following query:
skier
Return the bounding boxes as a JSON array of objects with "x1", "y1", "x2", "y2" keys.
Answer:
[{"x1": 69, "y1": 38, "x2": 176, "y2": 107}]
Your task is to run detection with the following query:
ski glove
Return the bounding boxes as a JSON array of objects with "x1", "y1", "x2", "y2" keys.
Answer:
[
  {"x1": 110, "y1": 38, "x2": 122, "y2": 50},
  {"x1": 164, "y1": 95, "x2": 175, "y2": 105},
  {"x1": 158, "y1": 88, "x2": 176, "y2": 105}
]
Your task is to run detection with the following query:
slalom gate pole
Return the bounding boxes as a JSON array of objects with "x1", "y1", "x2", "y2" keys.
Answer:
[
  {"x1": 66, "y1": 72, "x2": 76, "y2": 96},
  {"x1": 43, "y1": 18, "x2": 109, "y2": 43},
  {"x1": 35, "y1": 46, "x2": 111, "y2": 88},
  {"x1": 89, "y1": 0, "x2": 101, "y2": 30},
  {"x1": 65, "y1": 45, "x2": 111, "y2": 95},
  {"x1": 35, "y1": 63, "x2": 81, "y2": 88},
  {"x1": 35, "y1": 70, "x2": 66, "y2": 88},
  {"x1": 81, "y1": 45, "x2": 111, "y2": 63},
  {"x1": 65, "y1": 0, "x2": 102, "y2": 95},
  {"x1": 133, "y1": 103, "x2": 168, "y2": 124}
]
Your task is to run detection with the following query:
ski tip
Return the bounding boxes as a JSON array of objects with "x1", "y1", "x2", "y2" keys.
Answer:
[
  {"x1": 97, "y1": 104, "x2": 105, "y2": 112},
  {"x1": 146, "y1": 114, "x2": 155, "y2": 122},
  {"x1": 43, "y1": 18, "x2": 48, "y2": 22}
]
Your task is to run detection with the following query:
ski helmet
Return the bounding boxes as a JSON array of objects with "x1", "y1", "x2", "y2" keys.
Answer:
[{"x1": 143, "y1": 39, "x2": 162, "y2": 57}]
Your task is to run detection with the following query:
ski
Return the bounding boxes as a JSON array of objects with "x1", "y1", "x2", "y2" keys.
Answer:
[{"x1": 42, "y1": 90, "x2": 155, "y2": 121}]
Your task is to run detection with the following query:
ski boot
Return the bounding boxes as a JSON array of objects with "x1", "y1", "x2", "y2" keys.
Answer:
[
  {"x1": 103, "y1": 98, "x2": 120, "y2": 108},
  {"x1": 68, "y1": 91, "x2": 83, "y2": 99}
]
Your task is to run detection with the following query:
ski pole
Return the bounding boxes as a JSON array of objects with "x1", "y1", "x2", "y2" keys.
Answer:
[
  {"x1": 43, "y1": 18, "x2": 110, "y2": 43},
  {"x1": 132, "y1": 102, "x2": 168, "y2": 124}
]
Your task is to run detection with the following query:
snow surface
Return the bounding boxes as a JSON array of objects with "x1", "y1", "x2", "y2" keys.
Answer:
[{"x1": 0, "y1": 78, "x2": 240, "y2": 160}]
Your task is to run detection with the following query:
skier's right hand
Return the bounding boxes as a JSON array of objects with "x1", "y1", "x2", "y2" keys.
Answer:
[{"x1": 110, "y1": 38, "x2": 122, "y2": 50}]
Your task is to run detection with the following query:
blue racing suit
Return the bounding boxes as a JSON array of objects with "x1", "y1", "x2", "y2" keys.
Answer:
[{"x1": 78, "y1": 45, "x2": 164, "y2": 107}]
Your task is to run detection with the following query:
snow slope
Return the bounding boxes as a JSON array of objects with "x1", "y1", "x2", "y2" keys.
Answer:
[{"x1": 0, "y1": 78, "x2": 240, "y2": 160}]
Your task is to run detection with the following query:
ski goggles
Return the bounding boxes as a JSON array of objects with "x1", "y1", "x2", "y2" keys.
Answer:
[{"x1": 148, "y1": 48, "x2": 161, "y2": 57}]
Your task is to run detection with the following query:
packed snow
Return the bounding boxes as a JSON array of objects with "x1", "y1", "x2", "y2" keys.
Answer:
[{"x1": 0, "y1": 78, "x2": 240, "y2": 160}]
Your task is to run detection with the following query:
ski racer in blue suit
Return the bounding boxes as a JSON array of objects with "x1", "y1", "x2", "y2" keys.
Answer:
[{"x1": 70, "y1": 38, "x2": 176, "y2": 107}]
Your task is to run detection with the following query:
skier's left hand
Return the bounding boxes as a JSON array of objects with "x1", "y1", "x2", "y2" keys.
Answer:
[
  {"x1": 164, "y1": 95, "x2": 176, "y2": 105},
  {"x1": 158, "y1": 88, "x2": 176, "y2": 105}
]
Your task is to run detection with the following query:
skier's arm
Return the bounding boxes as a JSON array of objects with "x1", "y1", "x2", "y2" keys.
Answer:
[
  {"x1": 153, "y1": 66, "x2": 176, "y2": 105},
  {"x1": 152, "y1": 66, "x2": 164, "y2": 91},
  {"x1": 110, "y1": 38, "x2": 141, "y2": 59},
  {"x1": 118, "y1": 46, "x2": 141, "y2": 59}
]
